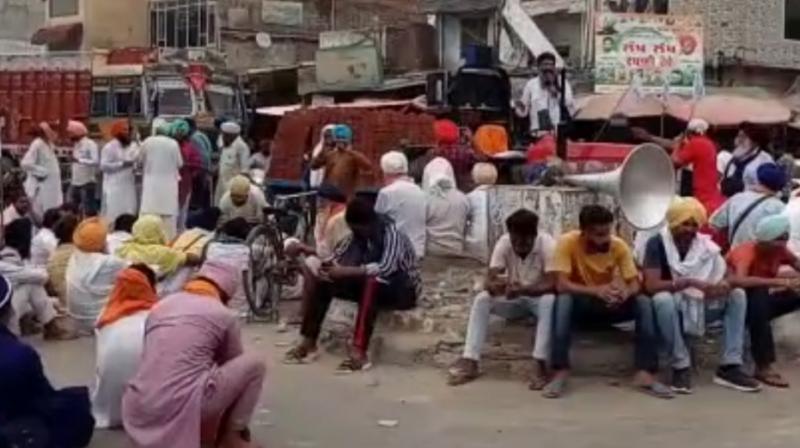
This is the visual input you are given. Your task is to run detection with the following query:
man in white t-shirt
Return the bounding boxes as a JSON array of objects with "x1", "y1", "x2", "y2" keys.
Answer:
[
  {"x1": 514, "y1": 52, "x2": 576, "y2": 139},
  {"x1": 374, "y1": 151, "x2": 427, "y2": 258},
  {"x1": 447, "y1": 209, "x2": 557, "y2": 389}
]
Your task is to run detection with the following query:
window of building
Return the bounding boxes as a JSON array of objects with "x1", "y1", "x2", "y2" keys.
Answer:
[
  {"x1": 150, "y1": 0, "x2": 218, "y2": 49},
  {"x1": 113, "y1": 90, "x2": 142, "y2": 117},
  {"x1": 786, "y1": 0, "x2": 800, "y2": 40},
  {"x1": 49, "y1": 0, "x2": 80, "y2": 18},
  {"x1": 460, "y1": 17, "x2": 489, "y2": 49},
  {"x1": 91, "y1": 89, "x2": 110, "y2": 117},
  {"x1": 603, "y1": 0, "x2": 668, "y2": 13}
]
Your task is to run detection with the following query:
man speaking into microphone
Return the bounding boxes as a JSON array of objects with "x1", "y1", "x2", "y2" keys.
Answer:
[{"x1": 515, "y1": 52, "x2": 576, "y2": 143}]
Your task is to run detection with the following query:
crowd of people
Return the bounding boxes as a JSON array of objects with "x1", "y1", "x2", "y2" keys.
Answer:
[{"x1": 2, "y1": 103, "x2": 800, "y2": 446}]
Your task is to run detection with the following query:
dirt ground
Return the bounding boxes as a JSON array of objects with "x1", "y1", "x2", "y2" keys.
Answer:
[{"x1": 35, "y1": 324, "x2": 800, "y2": 448}]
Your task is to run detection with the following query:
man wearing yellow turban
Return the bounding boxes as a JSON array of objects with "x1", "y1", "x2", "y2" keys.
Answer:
[
  {"x1": 218, "y1": 175, "x2": 269, "y2": 225},
  {"x1": 642, "y1": 197, "x2": 758, "y2": 395}
]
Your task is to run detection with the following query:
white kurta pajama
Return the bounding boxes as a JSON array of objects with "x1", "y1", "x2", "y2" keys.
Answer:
[
  {"x1": 101, "y1": 139, "x2": 139, "y2": 225},
  {"x1": 214, "y1": 137, "x2": 250, "y2": 205},
  {"x1": 139, "y1": 135, "x2": 183, "y2": 240},
  {"x1": 21, "y1": 137, "x2": 63, "y2": 216},
  {"x1": 92, "y1": 311, "x2": 149, "y2": 429}
]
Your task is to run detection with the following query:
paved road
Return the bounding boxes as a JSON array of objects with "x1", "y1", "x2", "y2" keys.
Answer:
[{"x1": 35, "y1": 325, "x2": 800, "y2": 448}]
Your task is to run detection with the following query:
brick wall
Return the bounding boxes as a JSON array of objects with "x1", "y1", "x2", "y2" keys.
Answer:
[
  {"x1": 671, "y1": 0, "x2": 800, "y2": 70},
  {"x1": 269, "y1": 108, "x2": 436, "y2": 184}
]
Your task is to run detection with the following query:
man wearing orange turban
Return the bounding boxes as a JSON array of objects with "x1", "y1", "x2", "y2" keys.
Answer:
[
  {"x1": 101, "y1": 120, "x2": 138, "y2": 224},
  {"x1": 68, "y1": 120, "x2": 100, "y2": 215}
]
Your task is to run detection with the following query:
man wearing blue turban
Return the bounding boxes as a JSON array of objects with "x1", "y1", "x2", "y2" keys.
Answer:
[
  {"x1": 727, "y1": 213, "x2": 800, "y2": 389},
  {"x1": 309, "y1": 124, "x2": 372, "y2": 199}
]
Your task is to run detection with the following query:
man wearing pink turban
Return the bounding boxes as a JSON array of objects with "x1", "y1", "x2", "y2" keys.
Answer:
[{"x1": 67, "y1": 120, "x2": 99, "y2": 215}]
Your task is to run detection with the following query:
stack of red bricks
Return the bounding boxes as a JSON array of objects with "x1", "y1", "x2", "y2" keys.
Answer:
[{"x1": 269, "y1": 107, "x2": 436, "y2": 186}]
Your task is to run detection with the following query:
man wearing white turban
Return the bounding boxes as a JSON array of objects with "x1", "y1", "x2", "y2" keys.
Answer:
[
  {"x1": 728, "y1": 214, "x2": 800, "y2": 389},
  {"x1": 464, "y1": 163, "x2": 498, "y2": 261},
  {"x1": 215, "y1": 122, "x2": 250, "y2": 205},
  {"x1": 374, "y1": 151, "x2": 426, "y2": 258}
]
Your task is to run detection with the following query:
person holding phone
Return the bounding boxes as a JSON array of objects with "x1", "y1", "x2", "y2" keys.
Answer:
[{"x1": 447, "y1": 209, "x2": 557, "y2": 390}]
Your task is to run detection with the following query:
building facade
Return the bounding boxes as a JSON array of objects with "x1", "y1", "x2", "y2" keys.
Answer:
[
  {"x1": 0, "y1": 0, "x2": 45, "y2": 44},
  {"x1": 37, "y1": 0, "x2": 148, "y2": 51}
]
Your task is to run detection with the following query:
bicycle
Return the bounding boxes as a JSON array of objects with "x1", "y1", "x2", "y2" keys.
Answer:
[{"x1": 244, "y1": 180, "x2": 317, "y2": 321}]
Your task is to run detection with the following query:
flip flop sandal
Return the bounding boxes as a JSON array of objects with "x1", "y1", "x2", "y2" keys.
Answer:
[
  {"x1": 637, "y1": 382, "x2": 675, "y2": 400},
  {"x1": 283, "y1": 347, "x2": 319, "y2": 365},
  {"x1": 447, "y1": 365, "x2": 480, "y2": 387},
  {"x1": 336, "y1": 357, "x2": 373, "y2": 374},
  {"x1": 756, "y1": 372, "x2": 790, "y2": 389},
  {"x1": 542, "y1": 377, "x2": 567, "y2": 399},
  {"x1": 528, "y1": 375, "x2": 550, "y2": 391}
]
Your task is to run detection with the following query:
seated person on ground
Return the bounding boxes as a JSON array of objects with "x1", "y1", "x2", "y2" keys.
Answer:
[
  {"x1": 106, "y1": 214, "x2": 136, "y2": 256},
  {"x1": 67, "y1": 217, "x2": 129, "y2": 335},
  {"x1": 285, "y1": 197, "x2": 420, "y2": 373},
  {"x1": 219, "y1": 175, "x2": 269, "y2": 225},
  {"x1": 423, "y1": 157, "x2": 470, "y2": 256},
  {"x1": 545, "y1": 205, "x2": 666, "y2": 399},
  {"x1": 642, "y1": 197, "x2": 759, "y2": 395},
  {"x1": 92, "y1": 264, "x2": 158, "y2": 429},
  {"x1": 2, "y1": 193, "x2": 35, "y2": 227},
  {"x1": 31, "y1": 208, "x2": 62, "y2": 267},
  {"x1": 726, "y1": 214, "x2": 800, "y2": 389},
  {"x1": 205, "y1": 218, "x2": 254, "y2": 311},
  {"x1": 117, "y1": 215, "x2": 201, "y2": 277},
  {"x1": 375, "y1": 151, "x2": 426, "y2": 259},
  {"x1": 710, "y1": 163, "x2": 786, "y2": 246},
  {"x1": 0, "y1": 218, "x2": 73, "y2": 339},
  {"x1": 448, "y1": 209, "x2": 556, "y2": 390},
  {"x1": 0, "y1": 274, "x2": 95, "y2": 448},
  {"x1": 173, "y1": 207, "x2": 223, "y2": 259},
  {"x1": 47, "y1": 213, "x2": 80, "y2": 309},
  {"x1": 122, "y1": 260, "x2": 266, "y2": 448}
]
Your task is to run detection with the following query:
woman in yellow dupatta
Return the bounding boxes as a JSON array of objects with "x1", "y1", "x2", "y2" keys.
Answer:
[{"x1": 116, "y1": 215, "x2": 200, "y2": 276}]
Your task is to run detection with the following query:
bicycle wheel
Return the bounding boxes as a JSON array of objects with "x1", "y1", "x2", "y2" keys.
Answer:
[{"x1": 244, "y1": 223, "x2": 282, "y2": 319}]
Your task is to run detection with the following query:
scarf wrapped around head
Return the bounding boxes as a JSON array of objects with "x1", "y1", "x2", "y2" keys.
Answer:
[
  {"x1": 666, "y1": 197, "x2": 708, "y2": 229},
  {"x1": 67, "y1": 120, "x2": 88, "y2": 138},
  {"x1": 422, "y1": 157, "x2": 456, "y2": 195},
  {"x1": 434, "y1": 120, "x2": 459, "y2": 146},
  {"x1": 755, "y1": 214, "x2": 791, "y2": 242},
  {"x1": 96, "y1": 267, "x2": 158, "y2": 328},
  {"x1": 229, "y1": 175, "x2": 251, "y2": 197},
  {"x1": 185, "y1": 260, "x2": 240, "y2": 301},
  {"x1": 309, "y1": 124, "x2": 338, "y2": 188},
  {"x1": 170, "y1": 119, "x2": 190, "y2": 139},
  {"x1": 110, "y1": 120, "x2": 129, "y2": 140},
  {"x1": 130, "y1": 215, "x2": 167, "y2": 245},
  {"x1": 472, "y1": 162, "x2": 498, "y2": 186},
  {"x1": 73, "y1": 217, "x2": 108, "y2": 253}
]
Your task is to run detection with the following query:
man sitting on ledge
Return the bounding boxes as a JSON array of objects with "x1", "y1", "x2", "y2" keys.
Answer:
[
  {"x1": 447, "y1": 208, "x2": 556, "y2": 390},
  {"x1": 544, "y1": 205, "x2": 668, "y2": 399},
  {"x1": 284, "y1": 197, "x2": 420, "y2": 373}
]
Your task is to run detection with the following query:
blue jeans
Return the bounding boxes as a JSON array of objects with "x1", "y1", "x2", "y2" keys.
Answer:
[
  {"x1": 650, "y1": 289, "x2": 746, "y2": 370},
  {"x1": 70, "y1": 183, "x2": 97, "y2": 216},
  {"x1": 550, "y1": 293, "x2": 659, "y2": 372}
]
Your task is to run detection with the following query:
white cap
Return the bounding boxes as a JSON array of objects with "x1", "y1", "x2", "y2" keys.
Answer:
[
  {"x1": 687, "y1": 118, "x2": 709, "y2": 134},
  {"x1": 380, "y1": 151, "x2": 409, "y2": 175},
  {"x1": 221, "y1": 121, "x2": 241, "y2": 134}
]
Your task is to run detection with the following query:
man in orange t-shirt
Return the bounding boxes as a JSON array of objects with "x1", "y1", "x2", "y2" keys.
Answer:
[{"x1": 727, "y1": 214, "x2": 800, "y2": 388}]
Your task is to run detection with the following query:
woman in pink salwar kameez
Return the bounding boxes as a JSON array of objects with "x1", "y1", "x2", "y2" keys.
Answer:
[{"x1": 121, "y1": 260, "x2": 266, "y2": 448}]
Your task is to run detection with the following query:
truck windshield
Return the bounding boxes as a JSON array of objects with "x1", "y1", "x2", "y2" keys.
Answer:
[
  {"x1": 207, "y1": 84, "x2": 239, "y2": 118},
  {"x1": 157, "y1": 87, "x2": 193, "y2": 116}
]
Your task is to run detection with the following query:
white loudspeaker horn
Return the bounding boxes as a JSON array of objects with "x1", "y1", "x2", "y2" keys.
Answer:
[{"x1": 564, "y1": 143, "x2": 675, "y2": 230}]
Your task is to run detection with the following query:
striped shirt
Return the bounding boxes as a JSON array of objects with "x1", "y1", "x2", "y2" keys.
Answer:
[{"x1": 330, "y1": 220, "x2": 421, "y2": 293}]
